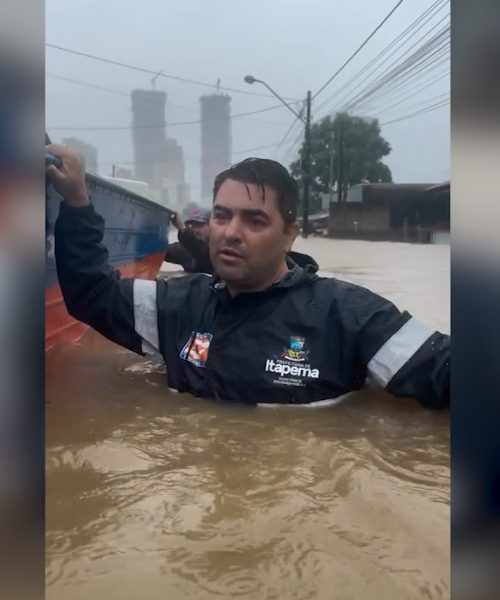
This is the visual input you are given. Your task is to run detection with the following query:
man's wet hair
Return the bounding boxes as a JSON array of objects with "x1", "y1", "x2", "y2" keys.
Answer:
[{"x1": 213, "y1": 157, "x2": 298, "y2": 227}]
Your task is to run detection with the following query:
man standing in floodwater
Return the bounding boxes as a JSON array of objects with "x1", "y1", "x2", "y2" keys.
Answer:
[
  {"x1": 164, "y1": 207, "x2": 213, "y2": 274},
  {"x1": 165, "y1": 207, "x2": 319, "y2": 275},
  {"x1": 47, "y1": 144, "x2": 450, "y2": 408}
]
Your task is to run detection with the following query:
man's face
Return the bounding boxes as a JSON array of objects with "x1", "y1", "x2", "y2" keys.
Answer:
[
  {"x1": 209, "y1": 178, "x2": 297, "y2": 290},
  {"x1": 187, "y1": 222, "x2": 209, "y2": 241}
]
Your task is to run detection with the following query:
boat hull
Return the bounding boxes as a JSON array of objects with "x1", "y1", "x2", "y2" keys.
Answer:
[{"x1": 46, "y1": 173, "x2": 171, "y2": 352}]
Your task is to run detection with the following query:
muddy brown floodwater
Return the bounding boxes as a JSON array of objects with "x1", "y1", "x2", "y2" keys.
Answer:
[{"x1": 46, "y1": 237, "x2": 450, "y2": 600}]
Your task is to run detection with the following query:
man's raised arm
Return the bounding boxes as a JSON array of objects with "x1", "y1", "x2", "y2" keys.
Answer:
[{"x1": 47, "y1": 144, "x2": 161, "y2": 357}]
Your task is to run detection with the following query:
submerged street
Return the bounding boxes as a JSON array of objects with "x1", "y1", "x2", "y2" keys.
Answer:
[{"x1": 46, "y1": 237, "x2": 450, "y2": 600}]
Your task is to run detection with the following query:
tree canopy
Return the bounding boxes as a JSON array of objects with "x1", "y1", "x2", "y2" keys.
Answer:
[{"x1": 290, "y1": 112, "x2": 392, "y2": 204}]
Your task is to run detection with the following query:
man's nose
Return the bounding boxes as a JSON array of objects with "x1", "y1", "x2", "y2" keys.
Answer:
[{"x1": 223, "y1": 215, "x2": 243, "y2": 242}]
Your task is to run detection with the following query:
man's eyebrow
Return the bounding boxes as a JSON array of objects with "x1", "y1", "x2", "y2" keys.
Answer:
[
  {"x1": 213, "y1": 204, "x2": 231, "y2": 212},
  {"x1": 240, "y1": 208, "x2": 270, "y2": 220},
  {"x1": 212, "y1": 205, "x2": 270, "y2": 220}
]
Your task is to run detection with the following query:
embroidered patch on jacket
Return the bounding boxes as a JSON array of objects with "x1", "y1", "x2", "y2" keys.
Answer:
[
  {"x1": 282, "y1": 336, "x2": 309, "y2": 362},
  {"x1": 265, "y1": 335, "x2": 320, "y2": 387},
  {"x1": 179, "y1": 332, "x2": 213, "y2": 367}
]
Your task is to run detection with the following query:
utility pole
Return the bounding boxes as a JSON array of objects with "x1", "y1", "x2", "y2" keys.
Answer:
[
  {"x1": 302, "y1": 91, "x2": 312, "y2": 238},
  {"x1": 112, "y1": 164, "x2": 116, "y2": 177},
  {"x1": 328, "y1": 128, "x2": 335, "y2": 204},
  {"x1": 337, "y1": 120, "x2": 344, "y2": 203},
  {"x1": 243, "y1": 76, "x2": 312, "y2": 237}
]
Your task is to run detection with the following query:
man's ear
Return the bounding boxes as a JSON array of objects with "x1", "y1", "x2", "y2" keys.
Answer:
[{"x1": 284, "y1": 222, "x2": 298, "y2": 253}]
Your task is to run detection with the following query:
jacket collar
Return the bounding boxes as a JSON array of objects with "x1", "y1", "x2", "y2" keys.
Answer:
[
  {"x1": 287, "y1": 250, "x2": 319, "y2": 273},
  {"x1": 209, "y1": 257, "x2": 317, "y2": 302}
]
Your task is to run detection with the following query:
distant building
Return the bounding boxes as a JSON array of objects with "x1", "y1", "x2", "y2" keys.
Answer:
[
  {"x1": 328, "y1": 182, "x2": 450, "y2": 243},
  {"x1": 114, "y1": 166, "x2": 133, "y2": 179},
  {"x1": 131, "y1": 89, "x2": 188, "y2": 206},
  {"x1": 158, "y1": 138, "x2": 185, "y2": 183},
  {"x1": 62, "y1": 137, "x2": 98, "y2": 175},
  {"x1": 131, "y1": 89, "x2": 167, "y2": 186},
  {"x1": 200, "y1": 94, "x2": 231, "y2": 203},
  {"x1": 177, "y1": 182, "x2": 191, "y2": 206}
]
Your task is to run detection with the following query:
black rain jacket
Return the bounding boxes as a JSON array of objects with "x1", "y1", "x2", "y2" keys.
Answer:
[{"x1": 55, "y1": 203, "x2": 450, "y2": 409}]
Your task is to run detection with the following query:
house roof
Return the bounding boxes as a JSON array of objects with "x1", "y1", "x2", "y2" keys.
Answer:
[
  {"x1": 425, "y1": 181, "x2": 450, "y2": 192},
  {"x1": 351, "y1": 183, "x2": 435, "y2": 191}
]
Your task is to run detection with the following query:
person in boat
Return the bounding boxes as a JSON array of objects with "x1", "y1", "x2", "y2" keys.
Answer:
[
  {"x1": 164, "y1": 207, "x2": 213, "y2": 274},
  {"x1": 47, "y1": 144, "x2": 450, "y2": 409},
  {"x1": 165, "y1": 207, "x2": 318, "y2": 275}
]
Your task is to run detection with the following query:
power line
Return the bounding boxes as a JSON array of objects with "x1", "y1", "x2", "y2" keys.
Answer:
[
  {"x1": 355, "y1": 50, "x2": 449, "y2": 116},
  {"x1": 349, "y1": 48, "x2": 449, "y2": 115},
  {"x1": 98, "y1": 156, "x2": 198, "y2": 166},
  {"x1": 338, "y1": 29, "x2": 449, "y2": 114},
  {"x1": 376, "y1": 91, "x2": 449, "y2": 116},
  {"x1": 284, "y1": 105, "x2": 311, "y2": 156},
  {"x1": 313, "y1": 0, "x2": 405, "y2": 99},
  {"x1": 258, "y1": 94, "x2": 449, "y2": 167},
  {"x1": 314, "y1": 0, "x2": 448, "y2": 114},
  {"x1": 285, "y1": 75, "x2": 448, "y2": 162},
  {"x1": 237, "y1": 117, "x2": 293, "y2": 127},
  {"x1": 46, "y1": 74, "x2": 194, "y2": 111},
  {"x1": 344, "y1": 26, "x2": 449, "y2": 109},
  {"x1": 47, "y1": 73, "x2": 292, "y2": 126},
  {"x1": 281, "y1": 97, "x2": 450, "y2": 168},
  {"x1": 279, "y1": 33, "x2": 449, "y2": 162},
  {"x1": 46, "y1": 43, "x2": 299, "y2": 100},
  {"x1": 47, "y1": 74, "x2": 129, "y2": 96},
  {"x1": 281, "y1": 128, "x2": 305, "y2": 161},
  {"x1": 285, "y1": 88, "x2": 448, "y2": 166},
  {"x1": 98, "y1": 139, "x2": 294, "y2": 166},
  {"x1": 232, "y1": 116, "x2": 306, "y2": 157},
  {"x1": 380, "y1": 98, "x2": 449, "y2": 125},
  {"x1": 358, "y1": 71, "x2": 449, "y2": 115},
  {"x1": 238, "y1": 97, "x2": 450, "y2": 167},
  {"x1": 252, "y1": 51, "x2": 449, "y2": 164},
  {"x1": 233, "y1": 142, "x2": 285, "y2": 155},
  {"x1": 358, "y1": 65, "x2": 449, "y2": 110},
  {"x1": 276, "y1": 117, "x2": 303, "y2": 152},
  {"x1": 333, "y1": 24, "x2": 449, "y2": 111},
  {"x1": 316, "y1": 13, "x2": 449, "y2": 121},
  {"x1": 47, "y1": 102, "x2": 301, "y2": 131}
]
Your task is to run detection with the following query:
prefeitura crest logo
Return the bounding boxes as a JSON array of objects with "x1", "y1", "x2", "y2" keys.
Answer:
[
  {"x1": 282, "y1": 336, "x2": 309, "y2": 362},
  {"x1": 265, "y1": 335, "x2": 319, "y2": 384}
]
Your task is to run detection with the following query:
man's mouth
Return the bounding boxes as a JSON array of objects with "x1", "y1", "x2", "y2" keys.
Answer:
[{"x1": 218, "y1": 247, "x2": 244, "y2": 262}]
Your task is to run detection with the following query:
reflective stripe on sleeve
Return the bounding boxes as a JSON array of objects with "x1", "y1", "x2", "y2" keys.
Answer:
[
  {"x1": 133, "y1": 279, "x2": 160, "y2": 355},
  {"x1": 367, "y1": 317, "x2": 435, "y2": 387}
]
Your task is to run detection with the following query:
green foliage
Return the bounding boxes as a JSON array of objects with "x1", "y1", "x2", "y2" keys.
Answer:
[{"x1": 290, "y1": 113, "x2": 392, "y2": 200}]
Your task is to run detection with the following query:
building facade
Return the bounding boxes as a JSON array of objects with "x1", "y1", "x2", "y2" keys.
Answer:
[{"x1": 328, "y1": 183, "x2": 450, "y2": 243}]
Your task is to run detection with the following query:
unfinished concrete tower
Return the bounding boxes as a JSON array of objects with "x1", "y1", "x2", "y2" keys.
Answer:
[
  {"x1": 131, "y1": 89, "x2": 167, "y2": 186},
  {"x1": 200, "y1": 93, "x2": 231, "y2": 203}
]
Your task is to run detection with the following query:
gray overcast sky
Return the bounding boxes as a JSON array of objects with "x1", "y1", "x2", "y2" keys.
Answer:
[{"x1": 46, "y1": 0, "x2": 450, "y2": 198}]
